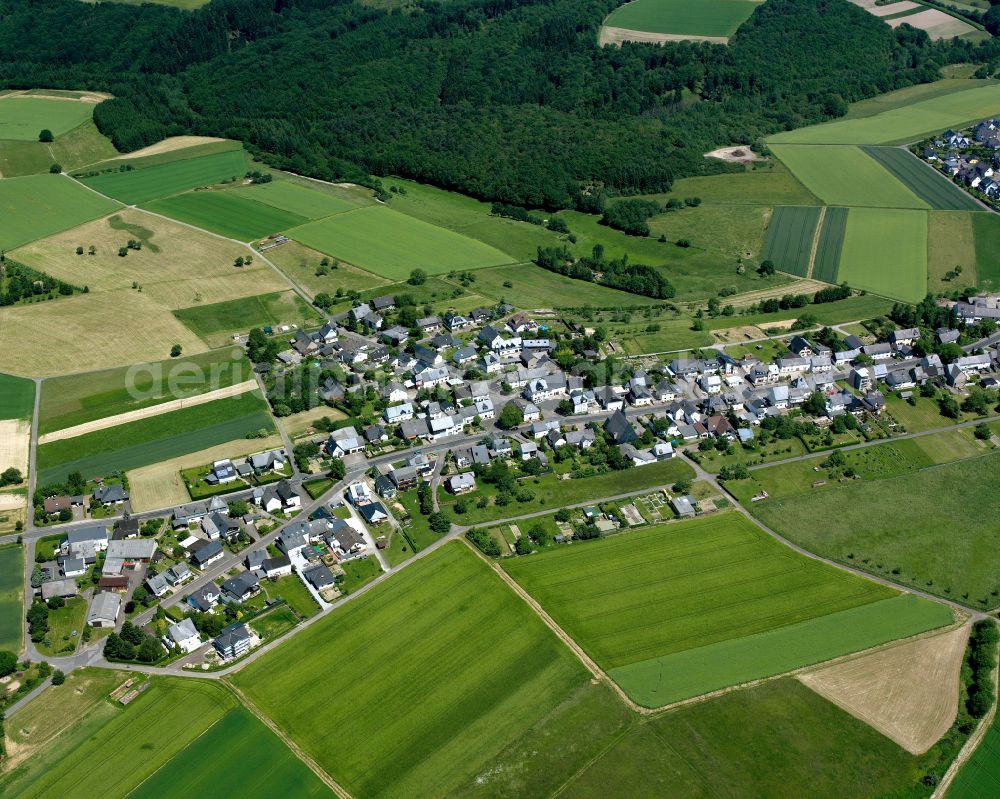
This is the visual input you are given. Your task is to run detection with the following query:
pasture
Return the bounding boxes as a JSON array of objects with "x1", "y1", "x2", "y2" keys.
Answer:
[
  {"x1": 80, "y1": 149, "x2": 248, "y2": 204},
  {"x1": 770, "y1": 82, "x2": 1000, "y2": 144},
  {"x1": 602, "y1": 0, "x2": 761, "y2": 38},
  {"x1": 0, "y1": 544, "x2": 23, "y2": 652},
  {"x1": 0, "y1": 373, "x2": 35, "y2": 419},
  {"x1": 0, "y1": 678, "x2": 237, "y2": 799},
  {"x1": 11, "y1": 209, "x2": 287, "y2": 309},
  {"x1": 862, "y1": 146, "x2": 984, "y2": 210},
  {"x1": 128, "y1": 707, "x2": 331, "y2": 799},
  {"x1": 560, "y1": 679, "x2": 923, "y2": 799},
  {"x1": 173, "y1": 291, "x2": 322, "y2": 347},
  {"x1": 0, "y1": 94, "x2": 94, "y2": 140},
  {"x1": 760, "y1": 205, "x2": 821, "y2": 277},
  {"x1": 36, "y1": 391, "x2": 275, "y2": 485},
  {"x1": 771, "y1": 144, "x2": 928, "y2": 208},
  {"x1": 751, "y1": 450, "x2": 1000, "y2": 605},
  {"x1": 144, "y1": 191, "x2": 309, "y2": 241},
  {"x1": 233, "y1": 542, "x2": 590, "y2": 798},
  {"x1": 287, "y1": 206, "x2": 514, "y2": 279},
  {"x1": 0, "y1": 174, "x2": 120, "y2": 251},
  {"x1": 234, "y1": 180, "x2": 357, "y2": 219},
  {"x1": 836, "y1": 207, "x2": 928, "y2": 302},
  {"x1": 812, "y1": 206, "x2": 849, "y2": 283}
]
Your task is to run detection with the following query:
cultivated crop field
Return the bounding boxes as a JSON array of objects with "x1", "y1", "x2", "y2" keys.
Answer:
[
  {"x1": 287, "y1": 206, "x2": 514, "y2": 279},
  {"x1": 973, "y1": 212, "x2": 1000, "y2": 289},
  {"x1": 0, "y1": 174, "x2": 120, "y2": 250},
  {"x1": 0, "y1": 372, "x2": 35, "y2": 419},
  {"x1": 0, "y1": 544, "x2": 23, "y2": 651},
  {"x1": 862, "y1": 146, "x2": 984, "y2": 210},
  {"x1": 836, "y1": 207, "x2": 927, "y2": 302},
  {"x1": 233, "y1": 180, "x2": 358, "y2": 219},
  {"x1": 0, "y1": 94, "x2": 94, "y2": 140},
  {"x1": 36, "y1": 390, "x2": 275, "y2": 485},
  {"x1": 144, "y1": 191, "x2": 309, "y2": 241},
  {"x1": 234, "y1": 542, "x2": 590, "y2": 798},
  {"x1": 603, "y1": 0, "x2": 761, "y2": 36},
  {"x1": 887, "y1": 8, "x2": 978, "y2": 39},
  {"x1": 173, "y1": 291, "x2": 322, "y2": 347},
  {"x1": 948, "y1": 711, "x2": 1000, "y2": 797},
  {"x1": 760, "y1": 205, "x2": 821, "y2": 276},
  {"x1": 80, "y1": 149, "x2": 248, "y2": 204},
  {"x1": 812, "y1": 206, "x2": 849, "y2": 283}
]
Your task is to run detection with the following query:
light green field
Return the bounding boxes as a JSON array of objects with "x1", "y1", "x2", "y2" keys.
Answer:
[
  {"x1": 144, "y1": 191, "x2": 309, "y2": 241},
  {"x1": 603, "y1": 0, "x2": 761, "y2": 37},
  {"x1": 0, "y1": 544, "x2": 24, "y2": 652},
  {"x1": 836, "y1": 208, "x2": 928, "y2": 302},
  {"x1": 771, "y1": 82, "x2": 1000, "y2": 144},
  {"x1": 234, "y1": 180, "x2": 357, "y2": 219},
  {"x1": 172, "y1": 291, "x2": 322, "y2": 347},
  {"x1": 233, "y1": 542, "x2": 590, "y2": 798},
  {"x1": 639, "y1": 160, "x2": 819, "y2": 206},
  {"x1": 259, "y1": 240, "x2": 391, "y2": 298},
  {"x1": 0, "y1": 121, "x2": 119, "y2": 178},
  {"x1": 471, "y1": 262, "x2": 663, "y2": 308},
  {"x1": 928, "y1": 211, "x2": 978, "y2": 290},
  {"x1": 771, "y1": 144, "x2": 928, "y2": 208},
  {"x1": 0, "y1": 174, "x2": 120, "y2": 250},
  {"x1": 80, "y1": 149, "x2": 248, "y2": 204},
  {"x1": 287, "y1": 206, "x2": 514, "y2": 278},
  {"x1": 0, "y1": 95, "x2": 95, "y2": 140}
]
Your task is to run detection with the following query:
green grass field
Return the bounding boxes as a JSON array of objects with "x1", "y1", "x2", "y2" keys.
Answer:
[
  {"x1": 0, "y1": 140, "x2": 57, "y2": 177},
  {"x1": 234, "y1": 180, "x2": 357, "y2": 219},
  {"x1": 0, "y1": 174, "x2": 120, "y2": 250},
  {"x1": 127, "y1": 707, "x2": 331, "y2": 798},
  {"x1": 267, "y1": 574, "x2": 320, "y2": 619},
  {"x1": 80, "y1": 149, "x2": 248, "y2": 205},
  {"x1": 948, "y1": 710, "x2": 1000, "y2": 798},
  {"x1": 760, "y1": 205, "x2": 821, "y2": 276},
  {"x1": 771, "y1": 144, "x2": 928, "y2": 209},
  {"x1": 812, "y1": 206, "x2": 849, "y2": 283},
  {"x1": 862, "y1": 146, "x2": 984, "y2": 211},
  {"x1": 752, "y1": 450, "x2": 1000, "y2": 606},
  {"x1": 0, "y1": 544, "x2": 24, "y2": 652},
  {"x1": 836, "y1": 207, "x2": 928, "y2": 301},
  {"x1": 173, "y1": 291, "x2": 322, "y2": 347},
  {"x1": 0, "y1": 95, "x2": 95, "y2": 140},
  {"x1": 640, "y1": 160, "x2": 819, "y2": 206},
  {"x1": 0, "y1": 121, "x2": 119, "y2": 178},
  {"x1": 973, "y1": 212, "x2": 1000, "y2": 290},
  {"x1": 929, "y1": 210, "x2": 978, "y2": 290},
  {"x1": 39, "y1": 347, "x2": 250, "y2": 434},
  {"x1": 770, "y1": 82, "x2": 1000, "y2": 145},
  {"x1": 603, "y1": 0, "x2": 761, "y2": 36},
  {"x1": 647, "y1": 203, "x2": 770, "y2": 260},
  {"x1": 36, "y1": 391, "x2": 275, "y2": 485},
  {"x1": 502, "y1": 514, "x2": 929, "y2": 705},
  {"x1": 234, "y1": 542, "x2": 590, "y2": 798},
  {"x1": 471, "y1": 262, "x2": 663, "y2": 308},
  {"x1": 287, "y1": 206, "x2": 514, "y2": 279},
  {"x1": 144, "y1": 191, "x2": 309, "y2": 241},
  {"x1": 0, "y1": 372, "x2": 35, "y2": 420}
]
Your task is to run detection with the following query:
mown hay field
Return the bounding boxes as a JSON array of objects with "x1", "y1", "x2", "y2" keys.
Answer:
[
  {"x1": 862, "y1": 146, "x2": 983, "y2": 210},
  {"x1": 288, "y1": 205, "x2": 514, "y2": 279},
  {"x1": 760, "y1": 205, "x2": 821, "y2": 277},
  {"x1": 0, "y1": 174, "x2": 120, "y2": 250},
  {"x1": 836, "y1": 207, "x2": 928, "y2": 302},
  {"x1": 173, "y1": 290, "x2": 322, "y2": 347},
  {"x1": 0, "y1": 95, "x2": 95, "y2": 140},
  {"x1": 144, "y1": 191, "x2": 309, "y2": 241},
  {"x1": 80, "y1": 148, "x2": 248, "y2": 204},
  {"x1": 233, "y1": 542, "x2": 591, "y2": 798},
  {"x1": 603, "y1": 0, "x2": 761, "y2": 37}
]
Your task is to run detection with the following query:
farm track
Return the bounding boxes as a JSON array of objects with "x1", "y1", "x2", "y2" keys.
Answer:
[{"x1": 805, "y1": 206, "x2": 827, "y2": 279}]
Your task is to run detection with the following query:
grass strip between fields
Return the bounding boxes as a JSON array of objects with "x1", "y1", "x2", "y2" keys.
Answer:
[{"x1": 609, "y1": 594, "x2": 953, "y2": 708}]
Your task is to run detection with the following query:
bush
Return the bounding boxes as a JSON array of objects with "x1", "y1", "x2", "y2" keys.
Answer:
[
  {"x1": 0, "y1": 650, "x2": 17, "y2": 677},
  {"x1": 51, "y1": 669, "x2": 66, "y2": 686},
  {"x1": 466, "y1": 528, "x2": 501, "y2": 557}
]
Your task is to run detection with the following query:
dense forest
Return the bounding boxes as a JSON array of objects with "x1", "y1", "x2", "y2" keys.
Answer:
[{"x1": 0, "y1": 0, "x2": 992, "y2": 207}]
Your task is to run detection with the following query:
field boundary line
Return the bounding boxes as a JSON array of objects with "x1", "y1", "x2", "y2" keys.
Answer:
[
  {"x1": 460, "y1": 537, "x2": 652, "y2": 715},
  {"x1": 932, "y1": 626, "x2": 1000, "y2": 798},
  {"x1": 805, "y1": 205, "x2": 826, "y2": 279},
  {"x1": 38, "y1": 379, "x2": 260, "y2": 444},
  {"x1": 123, "y1": 712, "x2": 230, "y2": 797},
  {"x1": 224, "y1": 680, "x2": 354, "y2": 799}
]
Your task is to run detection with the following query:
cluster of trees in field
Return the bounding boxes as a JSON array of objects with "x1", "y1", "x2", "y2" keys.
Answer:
[
  {"x1": 0, "y1": 0, "x2": 978, "y2": 208},
  {"x1": 0, "y1": 258, "x2": 80, "y2": 305},
  {"x1": 536, "y1": 244, "x2": 675, "y2": 298},
  {"x1": 104, "y1": 620, "x2": 166, "y2": 662}
]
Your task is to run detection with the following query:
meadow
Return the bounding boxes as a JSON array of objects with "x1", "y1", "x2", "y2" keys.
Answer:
[
  {"x1": 639, "y1": 159, "x2": 819, "y2": 206},
  {"x1": 127, "y1": 707, "x2": 331, "y2": 799},
  {"x1": 928, "y1": 211, "x2": 978, "y2": 290},
  {"x1": 0, "y1": 174, "x2": 120, "y2": 250},
  {"x1": 233, "y1": 180, "x2": 357, "y2": 219},
  {"x1": 812, "y1": 206, "x2": 849, "y2": 283},
  {"x1": 80, "y1": 149, "x2": 248, "y2": 204},
  {"x1": 0, "y1": 121, "x2": 117, "y2": 178},
  {"x1": 260, "y1": 240, "x2": 392, "y2": 298},
  {"x1": 647, "y1": 203, "x2": 770, "y2": 261},
  {"x1": 287, "y1": 206, "x2": 514, "y2": 279},
  {"x1": 603, "y1": 0, "x2": 761, "y2": 37},
  {"x1": 0, "y1": 94, "x2": 94, "y2": 139},
  {"x1": 771, "y1": 144, "x2": 928, "y2": 208},
  {"x1": 0, "y1": 544, "x2": 23, "y2": 652},
  {"x1": 760, "y1": 205, "x2": 821, "y2": 276},
  {"x1": 770, "y1": 82, "x2": 1000, "y2": 144},
  {"x1": 862, "y1": 146, "x2": 984, "y2": 210},
  {"x1": 173, "y1": 291, "x2": 322, "y2": 347},
  {"x1": 0, "y1": 678, "x2": 237, "y2": 799},
  {"x1": 233, "y1": 542, "x2": 590, "y2": 798},
  {"x1": 39, "y1": 347, "x2": 250, "y2": 434},
  {"x1": 0, "y1": 373, "x2": 35, "y2": 419},
  {"x1": 144, "y1": 191, "x2": 309, "y2": 241},
  {"x1": 836, "y1": 207, "x2": 928, "y2": 301},
  {"x1": 470, "y1": 262, "x2": 664, "y2": 308},
  {"x1": 36, "y1": 391, "x2": 275, "y2": 485}
]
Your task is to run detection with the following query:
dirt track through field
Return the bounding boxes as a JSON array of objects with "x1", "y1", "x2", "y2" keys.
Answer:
[
  {"x1": 0, "y1": 419, "x2": 29, "y2": 475},
  {"x1": 38, "y1": 380, "x2": 259, "y2": 444},
  {"x1": 798, "y1": 623, "x2": 969, "y2": 754}
]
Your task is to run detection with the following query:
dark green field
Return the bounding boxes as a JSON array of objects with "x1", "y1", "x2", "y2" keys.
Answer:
[
  {"x1": 862, "y1": 146, "x2": 983, "y2": 211},
  {"x1": 948, "y1": 711, "x2": 1000, "y2": 798},
  {"x1": 973, "y1": 212, "x2": 1000, "y2": 290},
  {"x1": 0, "y1": 544, "x2": 23, "y2": 651},
  {"x1": 36, "y1": 391, "x2": 275, "y2": 485},
  {"x1": 812, "y1": 206, "x2": 849, "y2": 283},
  {"x1": 0, "y1": 372, "x2": 35, "y2": 420},
  {"x1": 144, "y1": 191, "x2": 309, "y2": 241},
  {"x1": 760, "y1": 206, "x2": 821, "y2": 276}
]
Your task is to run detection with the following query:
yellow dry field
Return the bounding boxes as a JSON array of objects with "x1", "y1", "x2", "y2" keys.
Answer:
[
  {"x1": 798, "y1": 623, "x2": 969, "y2": 755},
  {"x1": 598, "y1": 26, "x2": 728, "y2": 45},
  {"x1": 38, "y1": 379, "x2": 258, "y2": 444},
  {"x1": 868, "y1": 1, "x2": 919, "y2": 16},
  {"x1": 127, "y1": 433, "x2": 284, "y2": 511},
  {"x1": 108, "y1": 136, "x2": 225, "y2": 160},
  {"x1": 0, "y1": 493, "x2": 26, "y2": 536},
  {"x1": 11, "y1": 209, "x2": 287, "y2": 309},
  {"x1": 0, "y1": 292, "x2": 207, "y2": 377},
  {"x1": 0, "y1": 419, "x2": 29, "y2": 476},
  {"x1": 278, "y1": 404, "x2": 348, "y2": 440},
  {"x1": 887, "y1": 8, "x2": 976, "y2": 39}
]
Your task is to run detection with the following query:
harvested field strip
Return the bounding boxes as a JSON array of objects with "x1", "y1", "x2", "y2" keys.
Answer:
[
  {"x1": 799, "y1": 623, "x2": 968, "y2": 754},
  {"x1": 862, "y1": 146, "x2": 984, "y2": 210},
  {"x1": 760, "y1": 206, "x2": 821, "y2": 277},
  {"x1": 887, "y1": 9, "x2": 977, "y2": 40},
  {"x1": 610, "y1": 595, "x2": 952, "y2": 707},
  {"x1": 812, "y1": 206, "x2": 849, "y2": 283},
  {"x1": 144, "y1": 191, "x2": 309, "y2": 242},
  {"x1": 837, "y1": 207, "x2": 928, "y2": 302}
]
